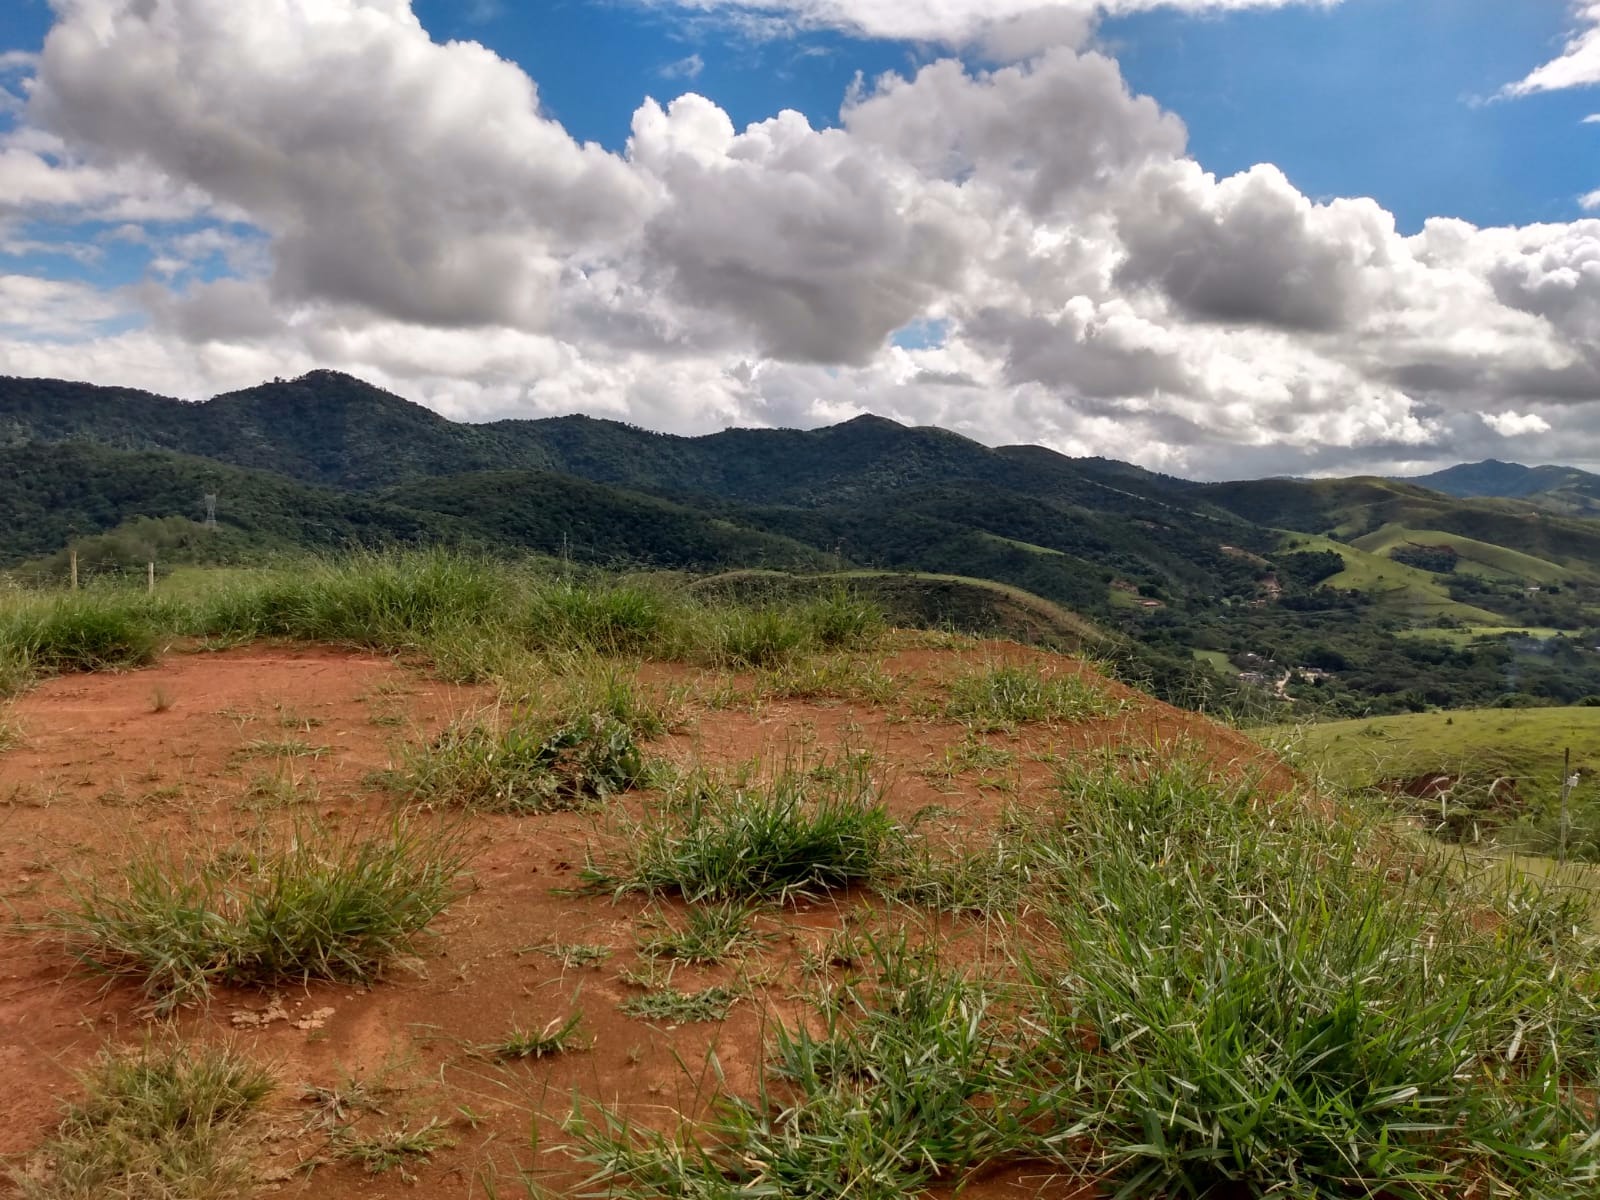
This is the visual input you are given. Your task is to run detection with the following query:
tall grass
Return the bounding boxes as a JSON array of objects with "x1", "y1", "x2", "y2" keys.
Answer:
[
  {"x1": 45, "y1": 819, "x2": 468, "y2": 1013},
  {"x1": 15, "y1": 1041, "x2": 273, "y2": 1200},
  {"x1": 944, "y1": 661, "x2": 1125, "y2": 730},
  {"x1": 0, "y1": 552, "x2": 889, "y2": 692},
  {"x1": 1023, "y1": 760, "x2": 1600, "y2": 1198}
]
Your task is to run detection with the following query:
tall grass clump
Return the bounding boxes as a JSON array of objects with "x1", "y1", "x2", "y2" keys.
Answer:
[
  {"x1": 198, "y1": 550, "x2": 509, "y2": 651},
  {"x1": 46, "y1": 819, "x2": 468, "y2": 1013},
  {"x1": 525, "y1": 579, "x2": 675, "y2": 654},
  {"x1": 1023, "y1": 759, "x2": 1600, "y2": 1199},
  {"x1": 588, "y1": 753, "x2": 902, "y2": 902},
  {"x1": 395, "y1": 709, "x2": 646, "y2": 812},
  {"x1": 945, "y1": 662, "x2": 1124, "y2": 730},
  {"x1": 0, "y1": 595, "x2": 162, "y2": 692},
  {"x1": 15, "y1": 1041, "x2": 274, "y2": 1200},
  {"x1": 392, "y1": 669, "x2": 665, "y2": 812}
]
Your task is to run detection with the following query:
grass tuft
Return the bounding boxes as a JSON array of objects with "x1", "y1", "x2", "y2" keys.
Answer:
[
  {"x1": 588, "y1": 753, "x2": 902, "y2": 903},
  {"x1": 14, "y1": 1041, "x2": 273, "y2": 1200},
  {"x1": 636, "y1": 902, "x2": 767, "y2": 965},
  {"x1": 944, "y1": 661, "x2": 1124, "y2": 730},
  {"x1": 46, "y1": 819, "x2": 468, "y2": 1013},
  {"x1": 479, "y1": 1013, "x2": 588, "y2": 1061},
  {"x1": 393, "y1": 707, "x2": 646, "y2": 812},
  {"x1": 619, "y1": 984, "x2": 739, "y2": 1024},
  {"x1": 331, "y1": 1117, "x2": 454, "y2": 1178}
]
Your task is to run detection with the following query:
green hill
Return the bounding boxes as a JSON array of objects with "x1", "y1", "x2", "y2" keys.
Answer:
[
  {"x1": 1292, "y1": 707, "x2": 1600, "y2": 858},
  {"x1": 1408, "y1": 459, "x2": 1600, "y2": 517}
]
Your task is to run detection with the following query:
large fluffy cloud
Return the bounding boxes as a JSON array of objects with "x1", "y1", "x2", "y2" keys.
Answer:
[{"x1": 1, "y1": 0, "x2": 1599, "y2": 479}]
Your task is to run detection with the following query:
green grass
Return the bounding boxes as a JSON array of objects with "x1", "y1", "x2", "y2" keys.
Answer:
[
  {"x1": 478, "y1": 1013, "x2": 588, "y2": 1061},
  {"x1": 389, "y1": 694, "x2": 650, "y2": 813},
  {"x1": 567, "y1": 758, "x2": 1600, "y2": 1200},
  {"x1": 527, "y1": 942, "x2": 613, "y2": 969},
  {"x1": 944, "y1": 662, "x2": 1125, "y2": 730},
  {"x1": 636, "y1": 902, "x2": 767, "y2": 965},
  {"x1": 45, "y1": 819, "x2": 468, "y2": 1013},
  {"x1": 880, "y1": 835, "x2": 1038, "y2": 918},
  {"x1": 14, "y1": 1042, "x2": 274, "y2": 1200},
  {"x1": 1288, "y1": 706, "x2": 1600, "y2": 858},
  {"x1": 1352, "y1": 523, "x2": 1575, "y2": 585},
  {"x1": 1279, "y1": 532, "x2": 1506, "y2": 625},
  {"x1": 1397, "y1": 624, "x2": 1566, "y2": 646},
  {"x1": 586, "y1": 753, "x2": 902, "y2": 903},
  {"x1": 0, "y1": 595, "x2": 161, "y2": 693},
  {"x1": 1022, "y1": 761, "x2": 1598, "y2": 1197}
]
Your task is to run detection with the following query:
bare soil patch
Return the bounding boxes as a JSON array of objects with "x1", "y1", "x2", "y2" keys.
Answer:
[{"x1": 0, "y1": 639, "x2": 1283, "y2": 1198}]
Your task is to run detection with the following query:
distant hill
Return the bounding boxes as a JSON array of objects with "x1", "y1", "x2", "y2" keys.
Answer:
[
  {"x1": 1407, "y1": 460, "x2": 1600, "y2": 518},
  {"x1": 12, "y1": 369, "x2": 1600, "y2": 718}
]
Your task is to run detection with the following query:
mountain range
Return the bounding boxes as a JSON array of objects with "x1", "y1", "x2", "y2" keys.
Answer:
[{"x1": 8, "y1": 369, "x2": 1600, "y2": 717}]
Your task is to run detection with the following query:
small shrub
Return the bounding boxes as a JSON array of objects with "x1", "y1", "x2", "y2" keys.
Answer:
[
  {"x1": 15, "y1": 1042, "x2": 273, "y2": 1200},
  {"x1": 47, "y1": 819, "x2": 468, "y2": 1013},
  {"x1": 589, "y1": 754, "x2": 901, "y2": 903},
  {"x1": 945, "y1": 662, "x2": 1124, "y2": 730}
]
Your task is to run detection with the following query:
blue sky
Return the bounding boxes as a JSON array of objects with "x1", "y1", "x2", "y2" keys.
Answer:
[{"x1": 390, "y1": 0, "x2": 1600, "y2": 232}]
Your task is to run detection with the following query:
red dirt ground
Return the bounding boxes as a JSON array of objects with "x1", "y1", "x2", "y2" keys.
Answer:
[{"x1": 0, "y1": 638, "x2": 1286, "y2": 1198}]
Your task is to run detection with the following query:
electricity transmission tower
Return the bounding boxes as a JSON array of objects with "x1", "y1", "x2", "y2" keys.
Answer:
[{"x1": 203, "y1": 493, "x2": 218, "y2": 530}]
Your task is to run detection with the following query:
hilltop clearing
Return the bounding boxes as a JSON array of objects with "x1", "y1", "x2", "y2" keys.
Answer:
[{"x1": 0, "y1": 556, "x2": 1596, "y2": 1199}]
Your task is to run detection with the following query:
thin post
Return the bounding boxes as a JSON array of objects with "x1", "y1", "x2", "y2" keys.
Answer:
[
  {"x1": 1559, "y1": 746, "x2": 1573, "y2": 865},
  {"x1": 148, "y1": 562, "x2": 155, "y2": 596},
  {"x1": 69, "y1": 548, "x2": 78, "y2": 591}
]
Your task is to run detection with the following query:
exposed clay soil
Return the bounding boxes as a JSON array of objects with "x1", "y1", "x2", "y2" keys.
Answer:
[{"x1": 0, "y1": 638, "x2": 1286, "y2": 1199}]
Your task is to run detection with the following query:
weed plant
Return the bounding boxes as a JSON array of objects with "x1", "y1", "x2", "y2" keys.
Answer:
[
  {"x1": 588, "y1": 754, "x2": 902, "y2": 902},
  {"x1": 14, "y1": 1042, "x2": 273, "y2": 1200},
  {"x1": 636, "y1": 902, "x2": 767, "y2": 965},
  {"x1": 480, "y1": 1013, "x2": 588, "y2": 1061},
  {"x1": 331, "y1": 1118, "x2": 454, "y2": 1177},
  {"x1": 47, "y1": 819, "x2": 467, "y2": 1013},
  {"x1": 619, "y1": 984, "x2": 740, "y2": 1024}
]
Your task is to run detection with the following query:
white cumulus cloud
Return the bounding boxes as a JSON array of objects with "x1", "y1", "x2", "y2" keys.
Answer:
[
  {"x1": 1504, "y1": 2, "x2": 1600, "y2": 95},
  {"x1": 1481, "y1": 410, "x2": 1553, "y2": 437}
]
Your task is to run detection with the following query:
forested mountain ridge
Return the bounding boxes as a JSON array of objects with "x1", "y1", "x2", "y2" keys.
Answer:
[{"x1": 13, "y1": 369, "x2": 1600, "y2": 717}]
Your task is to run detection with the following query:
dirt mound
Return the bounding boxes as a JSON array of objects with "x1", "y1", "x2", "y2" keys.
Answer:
[{"x1": 0, "y1": 638, "x2": 1284, "y2": 1197}]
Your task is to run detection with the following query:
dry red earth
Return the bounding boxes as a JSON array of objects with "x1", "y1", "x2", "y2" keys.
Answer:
[{"x1": 0, "y1": 637, "x2": 1286, "y2": 1198}]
